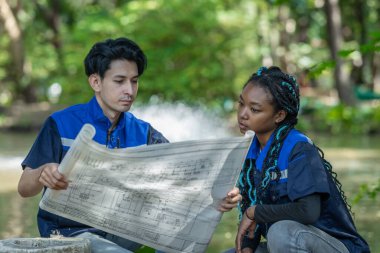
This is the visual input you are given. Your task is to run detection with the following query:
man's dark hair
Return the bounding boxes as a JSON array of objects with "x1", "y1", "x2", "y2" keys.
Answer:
[{"x1": 84, "y1": 37, "x2": 147, "y2": 78}]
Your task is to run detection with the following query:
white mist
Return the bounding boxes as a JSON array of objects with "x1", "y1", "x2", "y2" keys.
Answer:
[{"x1": 131, "y1": 102, "x2": 233, "y2": 142}]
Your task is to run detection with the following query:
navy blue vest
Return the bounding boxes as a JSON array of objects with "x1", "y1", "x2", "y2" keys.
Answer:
[
  {"x1": 244, "y1": 129, "x2": 370, "y2": 252},
  {"x1": 246, "y1": 129, "x2": 311, "y2": 202}
]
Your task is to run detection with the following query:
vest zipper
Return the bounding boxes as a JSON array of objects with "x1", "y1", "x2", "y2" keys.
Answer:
[{"x1": 106, "y1": 129, "x2": 112, "y2": 148}]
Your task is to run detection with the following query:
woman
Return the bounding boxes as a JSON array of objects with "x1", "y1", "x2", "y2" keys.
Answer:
[{"x1": 228, "y1": 66, "x2": 369, "y2": 253}]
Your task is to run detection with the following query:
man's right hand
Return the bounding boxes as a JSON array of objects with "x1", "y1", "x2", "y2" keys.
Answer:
[
  {"x1": 18, "y1": 163, "x2": 68, "y2": 197},
  {"x1": 38, "y1": 163, "x2": 68, "y2": 190}
]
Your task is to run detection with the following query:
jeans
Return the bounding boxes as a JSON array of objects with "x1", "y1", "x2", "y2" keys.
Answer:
[
  {"x1": 75, "y1": 232, "x2": 169, "y2": 253},
  {"x1": 223, "y1": 220, "x2": 349, "y2": 253},
  {"x1": 223, "y1": 243, "x2": 267, "y2": 253},
  {"x1": 75, "y1": 232, "x2": 141, "y2": 253}
]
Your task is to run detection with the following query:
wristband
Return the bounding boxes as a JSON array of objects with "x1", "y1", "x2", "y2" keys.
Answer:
[{"x1": 245, "y1": 211, "x2": 255, "y2": 221}]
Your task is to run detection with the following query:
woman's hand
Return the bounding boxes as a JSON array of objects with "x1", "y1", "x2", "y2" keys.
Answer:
[
  {"x1": 235, "y1": 206, "x2": 257, "y2": 253},
  {"x1": 218, "y1": 187, "x2": 242, "y2": 212},
  {"x1": 242, "y1": 248, "x2": 254, "y2": 253}
]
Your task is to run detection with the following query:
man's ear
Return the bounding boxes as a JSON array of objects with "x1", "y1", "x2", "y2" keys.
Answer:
[
  {"x1": 88, "y1": 74, "x2": 101, "y2": 92},
  {"x1": 275, "y1": 110, "x2": 287, "y2": 124}
]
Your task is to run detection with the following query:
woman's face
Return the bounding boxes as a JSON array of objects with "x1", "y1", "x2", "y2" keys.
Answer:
[{"x1": 237, "y1": 83, "x2": 284, "y2": 139}]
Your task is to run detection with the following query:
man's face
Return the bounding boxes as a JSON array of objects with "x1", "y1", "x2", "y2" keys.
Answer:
[{"x1": 90, "y1": 59, "x2": 139, "y2": 121}]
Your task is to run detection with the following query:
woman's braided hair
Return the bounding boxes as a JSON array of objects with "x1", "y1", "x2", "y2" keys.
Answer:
[{"x1": 238, "y1": 66, "x2": 352, "y2": 219}]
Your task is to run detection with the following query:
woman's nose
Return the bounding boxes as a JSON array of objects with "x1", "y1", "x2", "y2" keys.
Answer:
[{"x1": 238, "y1": 107, "x2": 249, "y2": 119}]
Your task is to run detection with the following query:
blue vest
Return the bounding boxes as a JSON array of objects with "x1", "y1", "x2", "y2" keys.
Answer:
[
  {"x1": 51, "y1": 96, "x2": 150, "y2": 150},
  {"x1": 38, "y1": 96, "x2": 150, "y2": 237},
  {"x1": 246, "y1": 129, "x2": 312, "y2": 203}
]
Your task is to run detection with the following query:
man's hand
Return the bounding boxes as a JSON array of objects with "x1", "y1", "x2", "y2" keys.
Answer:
[
  {"x1": 38, "y1": 163, "x2": 69, "y2": 190},
  {"x1": 218, "y1": 187, "x2": 242, "y2": 212},
  {"x1": 19, "y1": 163, "x2": 68, "y2": 197}
]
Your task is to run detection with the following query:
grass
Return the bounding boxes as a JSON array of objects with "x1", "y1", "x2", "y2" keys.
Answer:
[
  {"x1": 0, "y1": 191, "x2": 39, "y2": 239},
  {"x1": 0, "y1": 193, "x2": 13, "y2": 234}
]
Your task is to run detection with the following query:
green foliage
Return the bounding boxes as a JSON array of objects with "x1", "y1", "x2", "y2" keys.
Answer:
[
  {"x1": 299, "y1": 99, "x2": 380, "y2": 135},
  {"x1": 0, "y1": 0, "x2": 379, "y2": 112},
  {"x1": 12, "y1": 0, "x2": 263, "y2": 109},
  {"x1": 135, "y1": 246, "x2": 154, "y2": 253},
  {"x1": 307, "y1": 60, "x2": 335, "y2": 80},
  {"x1": 0, "y1": 2, "x2": 331, "y2": 105},
  {"x1": 352, "y1": 179, "x2": 380, "y2": 204},
  {"x1": 338, "y1": 31, "x2": 380, "y2": 57}
]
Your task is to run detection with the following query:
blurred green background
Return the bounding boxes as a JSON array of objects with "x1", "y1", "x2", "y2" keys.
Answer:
[{"x1": 0, "y1": 0, "x2": 379, "y2": 252}]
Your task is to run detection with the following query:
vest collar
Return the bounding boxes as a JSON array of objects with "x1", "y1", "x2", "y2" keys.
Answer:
[
  {"x1": 246, "y1": 133, "x2": 275, "y2": 171},
  {"x1": 87, "y1": 96, "x2": 126, "y2": 130}
]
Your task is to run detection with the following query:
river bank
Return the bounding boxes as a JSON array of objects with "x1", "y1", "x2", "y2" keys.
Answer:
[
  {"x1": 0, "y1": 168, "x2": 21, "y2": 193},
  {"x1": 0, "y1": 102, "x2": 65, "y2": 132}
]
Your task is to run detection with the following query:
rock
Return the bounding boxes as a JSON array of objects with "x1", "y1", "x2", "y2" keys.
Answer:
[{"x1": 0, "y1": 237, "x2": 91, "y2": 253}]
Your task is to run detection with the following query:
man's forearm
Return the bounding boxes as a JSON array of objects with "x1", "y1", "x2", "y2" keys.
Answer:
[{"x1": 18, "y1": 166, "x2": 44, "y2": 197}]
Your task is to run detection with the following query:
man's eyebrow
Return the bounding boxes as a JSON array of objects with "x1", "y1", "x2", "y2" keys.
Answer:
[
  {"x1": 112, "y1": 74, "x2": 139, "y2": 79},
  {"x1": 112, "y1": 75, "x2": 126, "y2": 79}
]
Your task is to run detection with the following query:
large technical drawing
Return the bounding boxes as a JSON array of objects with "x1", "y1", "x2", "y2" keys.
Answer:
[{"x1": 40, "y1": 124, "x2": 253, "y2": 253}]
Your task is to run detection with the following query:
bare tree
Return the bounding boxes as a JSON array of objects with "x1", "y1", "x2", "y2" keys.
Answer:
[{"x1": 324, "y1": 0, "x2": 356, "y2": 105}]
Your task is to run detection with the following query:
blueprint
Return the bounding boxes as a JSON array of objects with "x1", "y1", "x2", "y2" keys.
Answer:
[{"x1": 39, "y1": 124, "x2": 253, "y2": 253}]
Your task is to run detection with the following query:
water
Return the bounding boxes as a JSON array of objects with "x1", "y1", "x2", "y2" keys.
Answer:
[
  {"x1": 0, "y1": 131, "x2": 36, "y2": 170},
  {"x1": 1, "y1": 103, "x2": 379, "y2": 252}
]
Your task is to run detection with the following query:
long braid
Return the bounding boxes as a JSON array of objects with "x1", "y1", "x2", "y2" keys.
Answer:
[
  {"x1": 238, "y1": 159, "x2": 256, "y2": 219},
  {"x1": 258, "y1": 123, "x2": 292, "y2": 197}
]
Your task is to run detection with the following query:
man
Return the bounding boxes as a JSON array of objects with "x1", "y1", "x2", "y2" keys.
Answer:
[{"x1": 18, "y1": 37, "x2": 241, "y2": 253}]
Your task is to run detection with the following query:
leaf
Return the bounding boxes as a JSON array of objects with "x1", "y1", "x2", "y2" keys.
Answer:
[{"x1": 338, "y1": 49, "x2": 355, "y2": 57}]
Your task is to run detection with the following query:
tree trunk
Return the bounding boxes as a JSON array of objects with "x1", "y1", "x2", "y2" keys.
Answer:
[
  {"x1": 0, "y1": 0, "x2": 37, "y2": 102},
  {"x1": 355, "y1": 0, "x2": 372, "y2": 88},
  {"x1": 373, "y1": 53, "x2": 380, "y2": 93},
  {"x1": 324, "y1": 0, "x2": 356, "y2": 105},
  {"x1": 33, "y1": 0, "x2": 64, "y2": 67},
  {"x1": 0, "y1": 0, "x2": 23, "y2": 86},
  {"x1": 278, "y1": 5, "x2": 291, "y2": 72}
]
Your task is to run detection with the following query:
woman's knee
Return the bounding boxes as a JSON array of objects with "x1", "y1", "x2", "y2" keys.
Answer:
[
  {"x1": 268, "y1": 220, "x2": 299, "y2": 238},
  {"x1": 266, "y1": 220, "x2": 301, "y2": 250}
]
